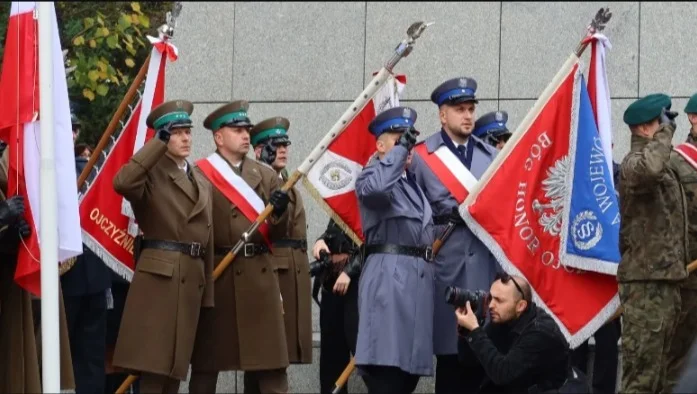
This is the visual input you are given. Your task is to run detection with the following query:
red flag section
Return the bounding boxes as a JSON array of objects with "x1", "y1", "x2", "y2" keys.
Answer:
[
  {"x1": 461, "y1": 59, "x2": 618, "y2": 347},
  {"x1": 303, "y1": 74, "x2": 406, "y2": 244},
  {"x1": 0, "y1": 2, "x2": 83, "y2": 296},
  {"x1": 79, "y1": 46, "x2": 169, "y2": 281}
]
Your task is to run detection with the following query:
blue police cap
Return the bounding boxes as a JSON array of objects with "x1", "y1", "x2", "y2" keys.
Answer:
[
  {"x1": 430, "y1": 77, "x2": 478, "y2": 107},
  {"x1": 368, "y1": 106, "x2": 417, "y2": 138},
  {"x1": 473, "y1": 111, "x2": 509, "y2": 139}
]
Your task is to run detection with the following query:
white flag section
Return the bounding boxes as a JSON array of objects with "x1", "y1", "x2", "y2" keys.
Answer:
[
  {"x1": 588, "y1": 33, "x2": 614, "y2": 186},
  {"x1": 31, "y1": 3, "x2": 82, "y2": 263}
]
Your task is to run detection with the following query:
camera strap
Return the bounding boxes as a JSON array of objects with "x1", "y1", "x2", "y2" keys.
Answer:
[{"x1": 312, "y1": 276, "x2": 322, "y2": 307}]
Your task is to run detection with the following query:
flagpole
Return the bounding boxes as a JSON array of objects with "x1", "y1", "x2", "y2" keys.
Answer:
[{"x1": 38, "y1": 2, "x2": 61, "y2": 391}]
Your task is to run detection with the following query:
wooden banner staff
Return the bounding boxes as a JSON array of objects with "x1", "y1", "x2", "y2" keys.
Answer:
[
  {"x1": 115, "y1": 19, "x2": 433, "y2": 394},
  {"x1": 212, "y1": 20, "x2": 433, "y2": 280},
  {"x1": 330, "y1": 7, "x2": 615, "y2": 394}
]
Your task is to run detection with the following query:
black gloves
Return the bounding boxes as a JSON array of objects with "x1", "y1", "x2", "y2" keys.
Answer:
[
  {"x1": 397, "y1": 128, "x2": 419, "y2": 151},
  {"x1": 0, "y1": 195, "x2": 25, "y2": 227},
  {"x1": 15, "y1": 217, "x2": 30, "y2": 238},
  {"x1": 269, "y1": 190, "x2": 289, "y2": 217},
  {"x1": 156, "y1": 127, "x2": 171, "y2": 143},
  {"x1": 260, "y1": 140, "x2": 278, "y2": 165},
  {"x1": 660, "y1": 107, "x2": 678, "y2": 130}
]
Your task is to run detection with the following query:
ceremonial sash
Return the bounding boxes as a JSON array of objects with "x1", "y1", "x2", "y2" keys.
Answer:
[
  {"x1": 196, "y1": 153, "x2": 271, "y2": 246},
  {"x1": 675, "y1": 143, "x2": 697, "y2": 171},
  {"x1": 413, "y1": 143, "x2": 478, "y2": 204}
]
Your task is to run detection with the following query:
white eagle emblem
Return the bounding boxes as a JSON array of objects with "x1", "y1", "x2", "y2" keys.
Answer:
[{"x1": 532, "y1": 155, "x2": 570, "y2": 237}]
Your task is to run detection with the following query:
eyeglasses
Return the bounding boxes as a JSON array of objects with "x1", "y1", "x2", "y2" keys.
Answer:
[{"x1": 496, "y1": 272, "x2": 527, "y2": 302}]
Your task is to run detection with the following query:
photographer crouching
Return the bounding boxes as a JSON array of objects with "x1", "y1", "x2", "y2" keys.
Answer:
[
  {"x1": 453, "y1": 273, "x2": 587, "y2": 393},
  {"x1": 311, "y1": 219, "x2": 362, "y2": 394}
]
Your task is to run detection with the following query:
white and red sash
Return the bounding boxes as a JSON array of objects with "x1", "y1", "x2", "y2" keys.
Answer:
[
  {"x1": 675, "y1": 143, "x2": 697, "y2": 171},
  {"x1": 196, "y1": 153, "x2": 271, "y2": 246},
  {"x1": 413, "y1": 143, "x2": 478, "y2": 204}
]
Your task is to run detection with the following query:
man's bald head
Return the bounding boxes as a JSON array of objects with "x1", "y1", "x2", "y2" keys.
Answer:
[{"x1": 511, "y1": 275, "x2": 532, "y2": 303}]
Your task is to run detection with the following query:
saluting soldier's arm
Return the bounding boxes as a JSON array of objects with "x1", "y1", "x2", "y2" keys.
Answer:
[
  {"x1": 355, "y1": 145, "x2": 409, "y2": 209},
  {"x1": 621, "y1": 124, "x2": 675, "y2": 188},
  {"x1": 113, "y1": 138, "x2": 168, "y2": 201}
]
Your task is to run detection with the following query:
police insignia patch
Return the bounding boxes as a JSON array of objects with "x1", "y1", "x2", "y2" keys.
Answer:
[
  {"x1": 495, "y1": 112, "x2": 504, "y2": 122},
  {"x1": 458, "y1": 78, "x2": 467, "y2": 88},
  {"x1": 403, "y1": 108, "x2": 412, "y2": 118}
]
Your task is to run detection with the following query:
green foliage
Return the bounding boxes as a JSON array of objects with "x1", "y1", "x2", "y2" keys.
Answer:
[{"x1": 0, "y1": 1, "x2": 174, "y2": 146}]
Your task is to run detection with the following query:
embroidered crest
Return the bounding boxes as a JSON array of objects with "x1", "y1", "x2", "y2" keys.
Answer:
[
  {"x1": 495, "y1": 112, "x2": 504, "y2": 122},
  {"x1": 532, "y1": 155, "x2": 570, "y2": 237},
  {"x1": 402, "y1": 108, "x2": 412, "y2": 119}
]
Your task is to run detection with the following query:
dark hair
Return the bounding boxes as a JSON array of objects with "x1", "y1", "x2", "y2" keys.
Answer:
[{"x1": 74, "y1": 143, "x2": 91, "y2": 157}]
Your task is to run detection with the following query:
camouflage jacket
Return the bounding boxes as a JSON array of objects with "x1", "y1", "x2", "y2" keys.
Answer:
[
  {"x1": 675, "y1": 133, "x2": 697, "y2": 288},
  {"x1": 618, "y1": 124, "x2": 689, "y2": 282}
]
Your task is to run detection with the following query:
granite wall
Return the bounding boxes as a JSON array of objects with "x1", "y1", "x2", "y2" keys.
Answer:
[{"x1": 163, "y1": 2, "x2": 696, "y2": 392}]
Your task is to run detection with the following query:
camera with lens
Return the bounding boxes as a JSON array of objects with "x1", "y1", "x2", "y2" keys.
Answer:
[
  {"x1": 445, "y1": 285, "x2": 489, "y2": 326},
  {"x1": 309, "y1": 250, "x2": 332, "y2": 277}
]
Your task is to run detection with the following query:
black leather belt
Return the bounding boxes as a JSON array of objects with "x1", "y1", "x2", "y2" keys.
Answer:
[
  {"x1": 273, "y1": 239, "x2": 307, "y2": 250},
  {"x1": 364, "y1": 244, "x2": 433, "y2": 262},
  {"x1": 433, "y1": 215, "x2": 465, "y2": 226},
  {"x1": 214, "y1": 243, "x2": 270, "y2": 258},
  {"x1": 141, "y1": 239, "x2": 206, "y2": 258}
]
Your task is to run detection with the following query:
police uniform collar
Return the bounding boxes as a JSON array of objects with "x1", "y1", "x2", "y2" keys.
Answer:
[{"x1": 431, "y1": 129, "x2": 493, "y2": 157}]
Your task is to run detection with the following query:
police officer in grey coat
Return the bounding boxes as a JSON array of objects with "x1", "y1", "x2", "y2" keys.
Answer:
[
  {"x1": 354, "y1": 106, "x2": 435, "y2": 394},
  {"x1": 408, "y1": 77, "x2": 501, "y2": 393}
]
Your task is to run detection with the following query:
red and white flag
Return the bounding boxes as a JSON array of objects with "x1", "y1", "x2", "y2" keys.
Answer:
[
  {"x1": 0, "y1": 1, "x2": 82, "y2": 296},
  {"x1": 460, "y1": 54, "x2": 619, "y2": 347},
  {"x1": 79, "y1": 41, "x2": 172, "y2": 281},
  {"x1": 586, "y1": 33, "x2": 614, "y2": 186},
  {"x1": 302, "y1": 73, "x2": 406, "y2": 244}
]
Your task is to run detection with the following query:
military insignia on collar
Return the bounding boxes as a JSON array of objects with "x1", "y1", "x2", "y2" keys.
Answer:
[
  {"x1": 458, "y1": 78, "x2": 467, "y2": 88},
  {"x1": 495, "y1": 112, "x2": 504, "y2": 122},
  {"x1": 403, "y1": 108, "x2": 412, "y2": 118}
]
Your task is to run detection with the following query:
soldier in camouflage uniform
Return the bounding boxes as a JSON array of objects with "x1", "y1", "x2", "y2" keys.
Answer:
[
  {"x1": 665, "y1": 92, "x2": 697, "y2": 391},
  {"x1": 618, "y1": 93, "x2": 688, "y2": 394}
]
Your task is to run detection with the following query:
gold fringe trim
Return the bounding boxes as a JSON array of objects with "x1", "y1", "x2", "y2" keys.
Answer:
[{"x1": 301, "y1": 177, "x2": 364, "y2": 247}]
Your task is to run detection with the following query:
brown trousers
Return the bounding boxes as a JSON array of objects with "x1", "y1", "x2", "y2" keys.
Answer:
[{"x1": 189, "y1": 369, "x2": 288, "y2": 394}]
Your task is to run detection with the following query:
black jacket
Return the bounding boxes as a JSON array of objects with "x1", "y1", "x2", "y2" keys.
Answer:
[
  {"x1": 318, "y1": 219, "x2": 362, "y2": 285},
  {"x1": 60, "y1": 156, "x2": 112, "y2": 296},
  {"x1": 458, "y1": 304, "x2": 571, "y2": 393}
]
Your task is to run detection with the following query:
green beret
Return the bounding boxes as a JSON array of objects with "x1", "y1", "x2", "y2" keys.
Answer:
[
  {"x1": 623, "y1": 93, "x2": 672, "y2": 126},
  {"x1": 685, "y1": 93, "x2": 697, "y2": 114}
]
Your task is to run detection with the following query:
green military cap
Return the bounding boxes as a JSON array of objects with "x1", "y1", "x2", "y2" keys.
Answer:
[
  {"x1": 623, "y1": 93, "x2": 672, "y2": 126},
  {"x1": 250, "y1": 116, "x2": 290, "y2": 146},
  {"x1": 685, "y1": 93, "x2": 697, "y2": 114},
  {"x1": 146, "y1": 99, "x2": 194, "y2": 130},
  {"x1": 203, "y1": 100, "x2": 253, "y2": 131}
]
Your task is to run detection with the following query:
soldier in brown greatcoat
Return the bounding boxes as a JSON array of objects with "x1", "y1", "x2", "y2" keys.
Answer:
[
  {"x1": 111, "y1": 100, "x2": 215, "y2": 394},
  {"x1": 189, "y1": 101, "x2": 291, "y2": 394},
  {"x1": 0, "y1": 141, "x2": 76, "y2": 392},
  {"x1": 251, "y1": 117, "x2": 313, "y2": 366}
]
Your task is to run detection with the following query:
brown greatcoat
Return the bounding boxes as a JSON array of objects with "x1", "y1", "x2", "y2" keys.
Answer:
[
  {"x1": 0, "y1": 146, "x2": 74, "y2": 392},
  {"x1": 270, "y1": 171, "x2": 312, "y2": 364},
  {"x1": 190, "y1": 154, "x2": 289, "y2": 372},
  {"x1": 111, "y1": 138, "x2": 215, "y2": 381}
]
